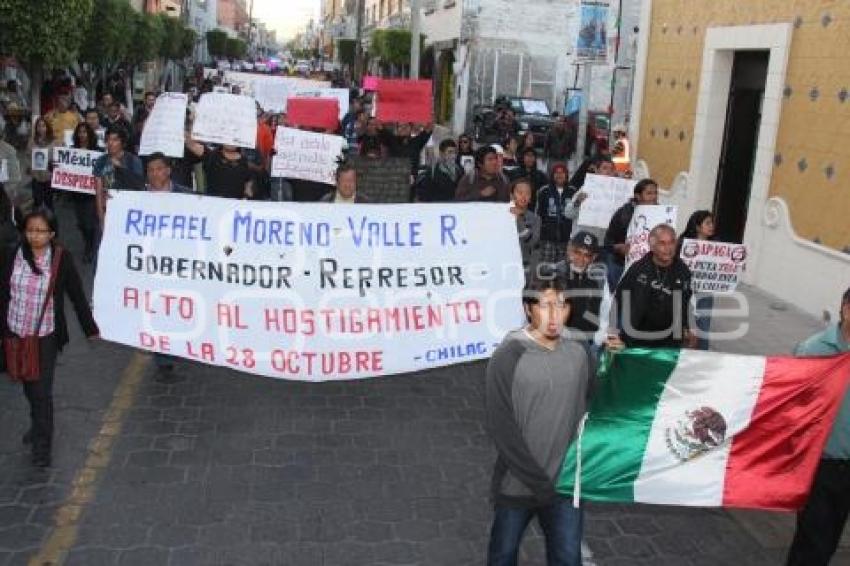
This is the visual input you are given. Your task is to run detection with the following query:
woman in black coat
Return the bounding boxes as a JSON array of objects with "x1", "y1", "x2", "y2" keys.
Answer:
[{"x1": 0, "y1": 209, "x2": 99, "y2": 467}]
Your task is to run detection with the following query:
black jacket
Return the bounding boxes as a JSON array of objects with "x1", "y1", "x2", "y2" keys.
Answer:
[
  {"x1": 0, "y1": 245, "x2": 99, "y2": 350},
  {"x1": 415, "y1": 164, "x2": 463, "y2": 202},
  {"x1": 613, "y1": 252, "x2": 692, "y2": 348},
  {"x1": 554, "y1": 261, "x2": 606, "y2": 338},
  {"x1": 604, "y1": 200, "x2": 636, "y2": 264},
  {"x1": 535, "y1": 184, "x2": 577, "y2": 243}
]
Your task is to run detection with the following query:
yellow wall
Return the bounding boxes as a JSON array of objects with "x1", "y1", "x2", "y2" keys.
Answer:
[{"x1": 639, "y1": 0, "x2": 850, "y2": 251}]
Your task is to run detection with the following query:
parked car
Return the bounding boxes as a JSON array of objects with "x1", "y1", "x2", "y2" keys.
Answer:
[
  {"x1": 295, "y1": 60, "x2": 311, "y2": 75},
  {"x1": 472, "y1": 96, "x2": 557, "y2": 147}
]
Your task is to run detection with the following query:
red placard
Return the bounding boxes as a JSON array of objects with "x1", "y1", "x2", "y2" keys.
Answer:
[
  {"x1": 376, "y1": 79, "x2": 433, "y2": 124},
  {"x1": 285, "y1": 98, "x2": 340, "y2": 131}
]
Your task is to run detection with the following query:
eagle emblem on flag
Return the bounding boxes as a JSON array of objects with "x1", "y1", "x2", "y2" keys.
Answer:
[{"x1": 665, "y1": 407, "x2": 728, "y2": 462}]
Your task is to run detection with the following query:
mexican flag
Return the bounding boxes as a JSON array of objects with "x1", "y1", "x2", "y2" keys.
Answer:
[{"x1": 557, "y1": 349, "x2": 850, "y2": 511}]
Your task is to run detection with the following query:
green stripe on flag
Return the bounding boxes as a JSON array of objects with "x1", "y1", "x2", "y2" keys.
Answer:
[{"x1": 557, "y1": 348, "x2": 681, "y2": 502}]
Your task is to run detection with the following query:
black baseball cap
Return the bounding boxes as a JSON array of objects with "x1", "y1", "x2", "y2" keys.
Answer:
[{"x1": 570, "y1": 231, "x2": 599, "y2": 253}]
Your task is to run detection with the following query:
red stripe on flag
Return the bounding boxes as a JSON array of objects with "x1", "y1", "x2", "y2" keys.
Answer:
[{"x1": 723, "y1": 354, "x2": 850, "y2": 511}]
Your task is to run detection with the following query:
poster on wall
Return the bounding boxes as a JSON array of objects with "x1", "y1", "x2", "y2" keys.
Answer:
[{"x1": 577, "y1": 0, "x2": 611, "y2": 65}]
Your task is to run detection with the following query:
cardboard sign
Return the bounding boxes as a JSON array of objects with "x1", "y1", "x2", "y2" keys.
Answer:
[
  {"x1": 576, "y1": 174, "x2": 636, "y2": 229},
  {"x1": 192, "y1": 93, "x2": 257, "y2": 149},
  {"x1": 680, "y1": 239, "x2": 748, "y2": 294},
  {"x1": 625, "y1": 205, "x2": 678, "y2": 268},
  {"x1": 376, "y1": 79, "x2": 433, "y2": 124},
  {"x1": 139, "y1": 92, "x2": 188, "y2": 158},
  {"x1": 270, "y1": 127, "x2": 345, "y2": 185},
  {"x1": 31, "y1": 148, "x2": 49, "y2": 172},
  {"x1": 51, "y1": 148, "x2": 103, "y2": 195},
  {"x1": 93, "y1": 192, "x2": 526, "y2": 382},
  {"x1": 292, "y1": 87, "x2": 349, "y2": 120},
  {"x1": 284, "y1": 98, "x2": 340, "y2": 131},
  {"x1": 363, "y1": 76, "x2": 379, "y2": 91}
]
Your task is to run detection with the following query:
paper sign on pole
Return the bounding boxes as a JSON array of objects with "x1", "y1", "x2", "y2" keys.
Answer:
[
  {"x1": 63, "y1": 129, "x2": 74, "y2": 148},
  {"x1": 680, "y1": 239, "x2": 748, "y2": 294},
  {"x1": 376, "y1": 79, "x2": 433, "y2": 123},
  {"x1": 50, "y1": 148, "x2": 103, "y2": 195},
  {"x1": 0, "y1": 159, "x2": 8, "y2": 183},
  {"x1": 31, "y1": 148, "x2": 49, "y2": 172},
  {"x1": 576, "y1": 174, "x2": 636, "y2": 229},
  {"x1": 191, "y1": 93, "x2": 258, "y2": 149},
  {"x1": 284, "y1": 98, "x2": 340, "y2": 131},
  {"x1": 139, "y1": 92, "x2": 188, "y2": 158},
  {"x1": 625, "y1": 205, "x2": 677, "y2": 268},
  {"x1": 270, "y1": 127, "x2": 344, "y2": 185},
  {"x1": 93, "y1": 192, "x2": 526, "y2": 382}
]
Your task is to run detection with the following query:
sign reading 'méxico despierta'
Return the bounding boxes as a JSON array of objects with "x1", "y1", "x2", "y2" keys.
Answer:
[{"x1": 93, "y1": 192, "x2": 526, "y2": 381}]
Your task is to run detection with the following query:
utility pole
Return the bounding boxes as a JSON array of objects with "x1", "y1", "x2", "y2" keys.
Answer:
[
  {"x1": 248, "y1": 0, "x2": 255, "y2": 59},
  {"x1": 410, "y1": 0, "x2": 421, "y2": 79},
  {"x1": 575, "y1": 64, "x2": 591, "y2": 168},
  {"x1": 354, "y1": 0, "x2": 365, "y2": 81}
]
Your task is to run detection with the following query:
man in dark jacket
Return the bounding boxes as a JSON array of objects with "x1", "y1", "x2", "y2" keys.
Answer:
[
  {"x1": 535, "y1": 163, "x2": 577, "y2": 265},
  {"x1": 510, "y1": 147, "x2": 548, "y2": 211},
  {"x1": 386, "y1": 122, "x2": 433, "y2": 177},
  {"x1": 455, "y1": 146, "x2": 510, "y2": 202},
  {"x1": 485, "y1": 277, "x2": 593, "y2": 565},
  {"x1": 612, "y1": 224, "x2": 695, "y2": 348},
  {"x1": 544, "y1": 116, "x2": 574, "y2": 165},
  {"x1": 415, "y1": 139, "x2": 463, "y2": 202},
  {"x1": 603, "y1": 178, "x2": 658, "y2": 289}
]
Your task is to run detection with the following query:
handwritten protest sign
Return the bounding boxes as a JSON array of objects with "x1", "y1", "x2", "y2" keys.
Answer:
[
  {"x1": 285, "y1": 98, "x2": 340, "y2": 131},
  {"x1": 271, "y1": 127, "x2": 344, "y2": 184},
  {"x1": 376, "y1": 79, "x2": 433, "y2": 123},
  {"x1": 51, "y1": 148, "x2": 103, "y2": 195},
  {"x1": 625, "y1": 205, "x2": 677, "y2": 268},
  {"x1": 192, "y1": 93, "x2": 257, "y2": 149},
  {"x1": 293, "y1": 87, "x2": 349, "y2": 119},
  {"x1": 680, "y1": 239, "x2": 747, "y2": 293},
  {"x1": 363, "y1": 76, "x2": 379, "y2": 91},
  {"x1": 0, "y1": 159, "x2": 7, "y2": 183},
  {"x1": 577, "y1": 174, "x2": 635, "y2": 229},
  {"x1": 93, "y1": 192, "x2": 526, "y2": 381},
  {"x1": 140, "y1": 92, "x2": 188, "y2": 157},
  {"x1": 241, "y1": 75, "x2": 332, "y2": 112}
]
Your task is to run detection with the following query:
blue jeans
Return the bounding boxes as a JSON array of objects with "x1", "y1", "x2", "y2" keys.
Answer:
[{"x1": 487, "y1": 497, "x2": 583, "y2": 566}]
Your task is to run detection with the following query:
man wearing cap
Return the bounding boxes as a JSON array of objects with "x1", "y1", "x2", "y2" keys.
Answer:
[
  {"x1": 550, "y1": 231, "x2": 611, "y2": 348},
  {"x1": 611, "y1": 125, "x2": 631, "y2": 175}
]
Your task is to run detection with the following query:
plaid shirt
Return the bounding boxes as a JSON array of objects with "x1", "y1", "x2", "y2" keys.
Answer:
[{"x1": 7, "y1": 249, "x2": 54, "y2": 337}]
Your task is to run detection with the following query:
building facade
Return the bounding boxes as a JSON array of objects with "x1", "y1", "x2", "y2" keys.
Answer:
[
  {"x1": 630, "y1": 0, "x2": 850, "y2": 318},
  {"x1": 189, "y1": 0, "x2": 219, "y2": 62},
  {"x1": 218, "y1": 0, "x2": 249, "y2": 37}
]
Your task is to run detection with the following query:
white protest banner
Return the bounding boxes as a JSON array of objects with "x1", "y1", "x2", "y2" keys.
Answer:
[
  {"x1": 51, "y1": 148, "x2": 103, "y2": 195},
  {"x1": 213, "y1": 86, "x2": 229, "y2": 94},
  {"x1": 576, "y1": 174, "x2": 635, "y2": 229},
  {"x1": 191, "y1": 93, "x2": 257, "y2": 149},
  {"x1": 625, "y1": 204, "x2": 677, "y2": 268},
  {"x1": 31, "y1": 148, "x2": 49, "y2": 172},
  {"x1": 680, "y1": 239, "x2": 748, "y2": 294},
  {"x1": 293, "y1": 87, "x2": 349, "y2": 119},
  {"x1": 139, "y1": 92, "x2": 188, "y2": 157},
  {"x1": 271, "y1": 127, "x2": 344, "y2": 184},
  {"x1": 0, "y1": 159, "x2": 8, "y2": 183},
  {"x1": 93, "y1": 192, "x2": 526, "y2": 381}
]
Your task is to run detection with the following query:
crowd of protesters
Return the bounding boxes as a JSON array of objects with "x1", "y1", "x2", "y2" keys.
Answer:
[{"x1": 2, "y1": 67, "x2": 848, "y2": 566}]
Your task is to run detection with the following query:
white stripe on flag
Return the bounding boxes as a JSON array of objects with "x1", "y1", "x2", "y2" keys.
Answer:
[{"x1": 633, "y1": 350, "x2": 766, "y2": 505}]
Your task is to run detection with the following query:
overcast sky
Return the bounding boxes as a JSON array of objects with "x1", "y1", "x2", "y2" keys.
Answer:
[{"x1": 253, "y1": 0, "x2": 320, "y2": 41}]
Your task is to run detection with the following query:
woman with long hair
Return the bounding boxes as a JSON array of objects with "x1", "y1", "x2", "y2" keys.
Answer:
[
  {"x1": 71, "y1": 122, "x2": 99, "y2": 263},
  {"x1": 28, "y1": 116, "x2": 55, "y2": 210},
  {"x1": 0, "y1": 209, "x2": 98, "y2": 467},
  {"x1": 678, "y1": 210, "x2": 716, "y2": 350}
]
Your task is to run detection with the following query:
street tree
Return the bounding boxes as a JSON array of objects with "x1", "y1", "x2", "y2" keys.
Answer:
[
  {"x1": 206, "y1": 29, "x2": 229, "y2": 60},
  {"x1": 225, "y1": 38, "x2": 247, "y2": 61},
  {"x1": 0, "y1": 0, "x2": 95, "y2": 114},
  {"x1": 74, "y1": 0, "x2": 134, "y2": 108}
]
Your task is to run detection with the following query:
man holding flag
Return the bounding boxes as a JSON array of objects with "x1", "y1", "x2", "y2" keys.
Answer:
[{"x1": 787, "y1": 286, "x2": 850, "y2": 565}]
